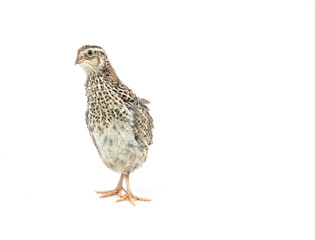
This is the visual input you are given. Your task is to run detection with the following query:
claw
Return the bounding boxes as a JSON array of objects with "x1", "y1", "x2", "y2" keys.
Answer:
[
  {"x1": 96, "y1": 189, "x2": 122, "y2": 198},
  {"x1": 96, "y1": 174, "x2": 126, "y2": 199},
  {"x1": 116, "y1": 193, "x2": 151, "y2": 206},
  {"x1": 95, "y1": 174, "x2": 151, "y2": 206}
]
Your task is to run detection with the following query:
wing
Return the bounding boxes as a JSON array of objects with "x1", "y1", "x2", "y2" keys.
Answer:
[
  {"x1": 129, "y1": 100, "x2": 154, "y2": 149},
  {"x1": 106, "y1": 77, "x2": 154, "y2": 148}
]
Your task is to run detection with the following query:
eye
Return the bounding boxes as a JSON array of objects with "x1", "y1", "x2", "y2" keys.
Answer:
[{"x1": 88, "y1": 50, "x2": 92, "y2": 56}]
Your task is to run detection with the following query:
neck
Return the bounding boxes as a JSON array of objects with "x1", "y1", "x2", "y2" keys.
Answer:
[{"x1": 84, "y1": 63, "x2": 123, "y2": 99}]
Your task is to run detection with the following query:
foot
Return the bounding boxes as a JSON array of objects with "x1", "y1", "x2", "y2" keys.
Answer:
[
  {"x1": 96, "y1": 187, "x2": 126, "y2": 198},
  {"x1": 116, "y1": 193, "x2": 151, "y2": 206}
]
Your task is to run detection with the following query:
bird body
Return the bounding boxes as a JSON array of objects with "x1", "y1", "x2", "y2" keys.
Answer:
[
  {"x1": 85, "y1": 72, "x2": 150, "y2": 174},
  {"x1": 76, "y1": 45, "x2": 153, "y2": 205}
]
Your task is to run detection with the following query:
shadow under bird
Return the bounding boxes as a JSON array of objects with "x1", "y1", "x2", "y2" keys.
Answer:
[{"x1": 75, "y1": 45, "x2": 154, "y2": 206}]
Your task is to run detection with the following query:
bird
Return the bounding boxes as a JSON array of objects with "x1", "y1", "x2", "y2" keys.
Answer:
[{"x1": 75, "y1": 45, "x2": 153, "y2": 206}]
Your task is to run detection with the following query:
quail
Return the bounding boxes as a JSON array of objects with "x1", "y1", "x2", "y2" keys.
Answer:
[{"x1": 75, "y1": 45, "x2": 153, "y2": 206}]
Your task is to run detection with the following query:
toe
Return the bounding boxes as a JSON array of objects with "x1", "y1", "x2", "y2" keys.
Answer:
[
  {"x1": 116, "y1": 194, "x2": 128, "y2": 202},
  {"x1": 128, "y1": 197, "x2": 136, "y2": 206}
]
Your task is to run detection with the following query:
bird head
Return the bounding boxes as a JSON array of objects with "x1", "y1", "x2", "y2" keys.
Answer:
[{"x1": 75, "y1": 45, "x2": 107, "y2": 73}]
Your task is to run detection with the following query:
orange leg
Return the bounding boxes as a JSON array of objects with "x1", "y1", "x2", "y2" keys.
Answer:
[
  {"x1": 96, "y1": 174, "x2": 126, "y2": 198},
  {"x1": 116, "y1": 173, "x2": 151, "y2": 206}
]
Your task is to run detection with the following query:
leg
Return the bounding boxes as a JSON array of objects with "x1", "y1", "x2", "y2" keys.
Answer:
[
  {"x1": 96, "y1": 174, "x2": 126, "y2": 198},
  {"x1": 116, "y1": 173, "x2": 151, "y2": 206}
]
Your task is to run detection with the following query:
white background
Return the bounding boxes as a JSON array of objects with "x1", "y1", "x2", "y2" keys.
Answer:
[{"x1": 0, "y1": 0, "x2": 314, "y2": 239}]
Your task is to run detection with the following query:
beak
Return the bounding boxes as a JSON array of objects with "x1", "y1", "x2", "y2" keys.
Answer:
[{"x1": 75, "y1": 55, "x2": 83, "y2": 65}]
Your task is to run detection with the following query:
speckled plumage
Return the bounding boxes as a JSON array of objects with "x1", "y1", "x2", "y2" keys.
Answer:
[
  {"x1": 75, "y1": 45, "x2": 153, "y2": 205},
  {"x1": 77, "y1": 45, "x2": 153, "y2": 173}
]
